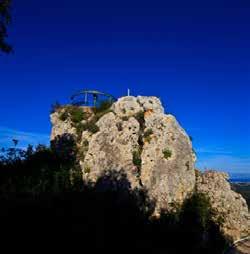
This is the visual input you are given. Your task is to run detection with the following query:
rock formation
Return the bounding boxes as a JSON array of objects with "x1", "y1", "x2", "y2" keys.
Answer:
[
  {"x1": 50, "y1": 95, "x2": 249, "y2": 241},
  {"x1": 196, "y1": 171, "x2": 249, "y2": 241}
]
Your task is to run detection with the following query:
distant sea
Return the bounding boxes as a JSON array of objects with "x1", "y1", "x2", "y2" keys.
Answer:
[{"x1": 229, "y1": 176, "x2": 250, "y2": 183}]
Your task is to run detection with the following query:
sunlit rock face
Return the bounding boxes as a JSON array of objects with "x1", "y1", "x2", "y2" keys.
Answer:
[
  {"x1": 50, "y1": 111, "x2": 76, "y2": 140},
  {"x1": 111, "y1": 96, "x2": 164, "y2": 117},
  {"x1": 83, "y1": 112, "x2": 141, "y2": 189},
  {"x1": 196, "y1": 171, "x2": 249, "y2": 241},
  {"x1": 51, "y1": 96, "x2": 249, "y2": 241},
  {"x1": 140, "y1": 112, "x2": 196, "y2": 214}
]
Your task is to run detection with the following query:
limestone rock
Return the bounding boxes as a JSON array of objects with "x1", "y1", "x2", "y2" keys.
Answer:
[
  {"x1": 112, "y1": 96, "x2": 164, "y2": 118},
  {"x1": 83, "y1": 112, "x2": 141, "y2": 188},
  {"x1": 137, "y1": 96, "x2": 164, "y2": 115},
  {"x1": 196, "y1": 171, "x2": 249, "y2": 241},
  {"x1": 141, "y1": 112, "x2": 196, "y2": 213},
  {"x1": 50, "y1": 111, "x2": 76, "y2": 140},
  {"x1": 50, "y1": 95, "x2": 249, "y2": 241}
]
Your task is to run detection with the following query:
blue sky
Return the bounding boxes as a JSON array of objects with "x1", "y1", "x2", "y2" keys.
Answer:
[{"x1": 0, "y1": 0, "x2": 249, "y2": 175}]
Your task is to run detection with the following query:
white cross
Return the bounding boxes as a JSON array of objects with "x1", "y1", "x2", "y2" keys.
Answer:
[{"x1": 127, "y1": 88, "x2": 130, "y2": 96}]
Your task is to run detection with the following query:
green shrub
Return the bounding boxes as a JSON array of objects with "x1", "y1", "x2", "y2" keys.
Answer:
[
  {"x1": 135, "y1": 111, "x2": 145, "y2": 129},
  {"x1": 163, "y1": 149, "x2": 172, "y2": 159},
  {"x1": 84, "y1": 166, "x2": 91, "y2": 174},
  {"x1": 133, "y1": 150, "x2": 142, "y2": 168},
  {"x1": 83, "y1": 139, "x2": 89, "y2": 147},
  {"x1": 82, "y1": 120, "x2": 100, "y2": 134},
  {"x1": 144, "y1": 128, "x2": 153, "y2": 142},
  {"x1": 94, "y1": 100, "x2": 113, "y2": 114},
  {"x1": 59, "y1": 111, "x2": 68, "y2": 121},
  {"x1": 181, "y1": 192, "x2": 212, "y2": 230},
  {"x1": 75, "y1": 123, "x2": 85, "y2": 138},
  {"x1": 69, "y1": 107, "x2": 86, "y2": 123},
  {"x1": 58, "y1": 106, "x2": 87, "y2": 124}
]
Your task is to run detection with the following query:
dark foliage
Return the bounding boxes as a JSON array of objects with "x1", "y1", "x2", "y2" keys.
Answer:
[
  {"x1": 0, "y1": 137, "x2": 228, "y2": 253},
  {"x1": 94, "y1": 100, "x2": 113, "y2": 114},
  {"x1": 144, "y1": 128, "x2": 153, "y2": 142},
  {"x1": 0, "y1": 0, "x2": 12, "y2": 53},
  {"x1": 0, "y1": 134, "x2": 81, "y2": 193},
  {"x1": 135, "y1": 110, "x2": 146, "y2": 130},
  {"x1": 163, "y1": 148, "x2": 172, "y2": 159},
  {"x1": 79, "y1": 120, "x2": 100, "y2": 134},
  {"x1": 58, "y1": 106, "x2": 87, "y2": 123},
  {"x1": 133, "y1": 149, "x2": 142, "y2": 169}
]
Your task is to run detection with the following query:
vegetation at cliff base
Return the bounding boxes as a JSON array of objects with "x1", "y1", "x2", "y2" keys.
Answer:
[{"x1": 0, "y1": 138, "x2": 228, "y2": 254}]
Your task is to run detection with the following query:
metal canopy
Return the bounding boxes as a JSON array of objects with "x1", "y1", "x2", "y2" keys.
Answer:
[{"x1": 70, "y1": 90, "x2": 116, "y2": 107}]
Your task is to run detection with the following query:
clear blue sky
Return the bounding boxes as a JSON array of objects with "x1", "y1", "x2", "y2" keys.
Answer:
[{"x1": 0, "y1": 0, "x2": 249, "y2": 175}]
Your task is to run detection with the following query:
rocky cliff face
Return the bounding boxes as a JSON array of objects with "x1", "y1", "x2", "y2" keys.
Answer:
[
  {"x1": 196, "y1": 171, "x2": 249, "y2": 241},
  {"x1": 51, "y1": 96, "x2": 249, "y2": 241}
]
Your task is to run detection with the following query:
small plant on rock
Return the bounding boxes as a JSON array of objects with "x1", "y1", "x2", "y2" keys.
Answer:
[
  {"x1": 163, "y1": 149, "x2": 172, "y2": 159},
  {"x1": 83, "y1": 139, "x2": 89, "y2": 147},
  {"x1": 69, "y1": 107, "x2": 86, "y2": 123},
  {"x1": 135, "y1": 111, "x2": 145, "y2": 129},
  {"x1": 59, "y1": 106, "x2": 87, "y2": 124},
  {"x1": 133, "y1": 150, "x2": 142, "y2": 168},
  {"x1": 94, "y1": 100, "x2": 113, "y2": 114},
  {"x1": 84, "y1": 166, "x2": 91, "y2": 174},
  {"x1": 59, "y1": 110, "x2": 69, "y2": 121},
  {"x1": 82, "y1": 120, "x2": 100, "y2": 134},
  {"x1": 144, "y1": 128, "x2": 153, "y2": 143}
]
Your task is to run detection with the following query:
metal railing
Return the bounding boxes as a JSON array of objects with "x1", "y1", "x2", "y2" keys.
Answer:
[{"x1": 70, "y1": 90, "x2": 116, "y2": 107}]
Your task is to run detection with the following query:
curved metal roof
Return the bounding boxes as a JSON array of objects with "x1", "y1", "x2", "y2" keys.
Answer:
[
  {"x1": 71, "y1": 90, "x2": 116, "y2": 101},
  {"x1": 70, "y1": 89, "x2": 116, "y2": 106}
]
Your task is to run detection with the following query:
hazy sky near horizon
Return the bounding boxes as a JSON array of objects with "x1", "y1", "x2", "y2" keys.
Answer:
[{"x1": 0, "y1": 0, "x2": 250, "y2": 175}]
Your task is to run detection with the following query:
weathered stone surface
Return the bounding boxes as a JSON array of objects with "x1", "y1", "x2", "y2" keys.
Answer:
[
  {"x1": 227, "y1": 238, "x2": 250, "y2": 254},
  {"x1": 50, "y1": 111, "x2": 76, "y2": 140},
  {"x1": 137, "y1": 96, "x2": 164, "y2": 114},
  {"x1": 50, "y1": 95, "x2": 249, "y2": 241},
  {"x1": 196, "y1": 171, "x2": 249, "y2": 241},
  {"x1": 141, "y1": 112, "x2": 196, "y2": 213},
  {"x1": 112, "y1": 96, "x2": 164, "y2": 118},
  {"x1": 83, "y1": 112, "x2": 141, "y2": 188}
]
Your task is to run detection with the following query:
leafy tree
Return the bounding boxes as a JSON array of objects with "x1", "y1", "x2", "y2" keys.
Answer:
[{"x1": 0, "y1": 0, "x2": 12, "y2": 53}]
